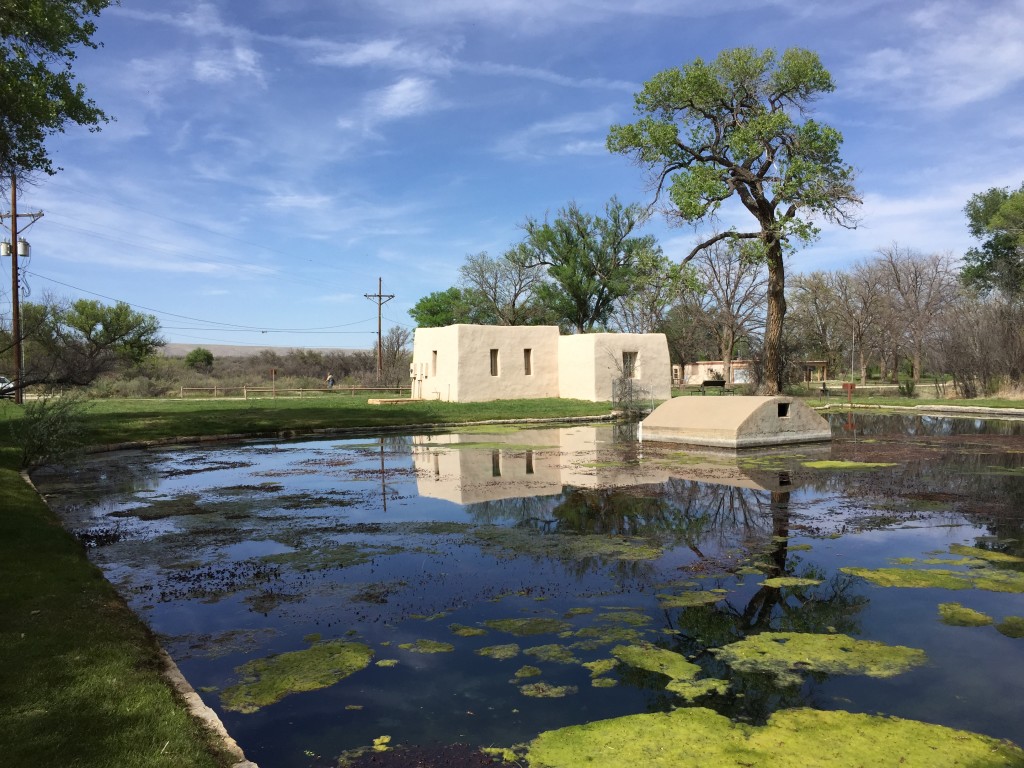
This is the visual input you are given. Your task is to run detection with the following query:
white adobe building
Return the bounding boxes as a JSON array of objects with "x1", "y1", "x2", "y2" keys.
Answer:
[{"x1": 410, "y1": 324, "x2": 671, "y2": 403}]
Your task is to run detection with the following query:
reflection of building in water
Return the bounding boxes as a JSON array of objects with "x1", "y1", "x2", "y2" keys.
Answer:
[{"x1": 413, "y1": 426, "x2": 817, "y2": 504}]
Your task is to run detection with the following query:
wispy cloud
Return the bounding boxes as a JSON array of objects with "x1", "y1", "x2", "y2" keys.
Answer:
[
  {"x1": 494, "y1": 108, "x2": 617, "y2": 159},
  {"x1": 846, "y1": 0, "x2": 1024, "y2": 109},
  {"x1": 338, "y1": 76, "x2": 447, "y2": 134}
]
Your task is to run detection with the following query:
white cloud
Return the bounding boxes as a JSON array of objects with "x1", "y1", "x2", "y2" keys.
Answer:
[
  {"x1": 193, "y1": 43, "x2": 265, "y2": 86},
  {"x1": 495, "y1": 108, "x2": 617, "y2": 158},
  {"x1": 846, "y1": 0, "x2": 1024, "y2": 109}
]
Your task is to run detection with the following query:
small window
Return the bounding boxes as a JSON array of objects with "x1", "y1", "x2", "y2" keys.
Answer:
[
  {"x1": 523, "y1": 348, "x2": 532, "y2": 376},
  {"x1": 778, "y1": 471, "x2": 791, "y2": 487},
  {"x1": 525, "y1": 450, "x2": 535, "y2": 475},
  {"x1": 490, "y1": 349, "x2": 499, "y2": 377},
  {"x1": 431, "y1": 350, "x2": 437, "y2": 377},
  {"x1": 778, "y1": 402, "x2": 790, "y2": 418},
  {"x1": 491, "y1": 449, "x2": 501, "y2": 477},
  {"x1": 622, "y1": 351, "x2": 638, "y2": 379}
]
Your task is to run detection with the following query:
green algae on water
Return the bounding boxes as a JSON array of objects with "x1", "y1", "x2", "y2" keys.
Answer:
[
  {"x1": 564, "y1": 607, "x2": 593, "y2": 617},
  {"x1": 938, "y1": 602, "x2": 993, "y2": 627},
  {"x1": 375, "y1": 659, "x2": 398, "y2": 668},
  {"x1": 513, "y1": 665, "x2": 541, "y2": 679},
  {"x1": 595, "y1": 610, "x2": 651, "y2": 626},
  {"x1": 713, "y1": 632, "x2": 927, "y2": 686},
  {"x1": 665, "y1": 677, "x2": 729, "y2": 701},
  {"x1": 611, "y1": 643, "x2": 700, "y2": 683},
  {"x1": 221, "y1": 640, "x2": 373, "y2": 713},
  {"x1": 398, "y1": 639, "x2": 454, "y2": 653},
  {"x1": 840, "y1": 567, "x2": 972, "y2": 590},
  {"x1": 949, "y1": 543, "x2": 1024, "y2": 564},
  {"x1": 522, "y1": 707, "x2": 1024, "y2": 768},
  {"x1": 476, "y1": 643, "x2": 520, "y2": 660},
  {"x1": 997, "y1": 616, "x2": 1024, "y2": 638},
  {"x1": 760, "y1": 577, "x2": 821, "y2": 589},
  {"x1": 582, "y1": 658, "x2": 617, "y2": 677},
  {"x1": 524, "y1": 644, "x2": 579, "y2": 664},
  {"x1": 568, "y1": 625, "x2": 645, "y2": 650},
  {"x1": 801, "y1": 460, "x2": 898, "y2": 470},
  {"x1": 449, "y1": 623, "x2": 487, "y2": 637},
  {"x1": 657, "y1": 591, "x2": 724, "y2": 609},
  {"x1": 484, "y1": 617, "x2": 571, "y2": 636},
  {"x1": 518, "y1": 682, "x2": 577, "y2": 698}
]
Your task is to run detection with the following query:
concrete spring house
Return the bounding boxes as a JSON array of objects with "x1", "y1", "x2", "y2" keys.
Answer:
[
  {"x1": 640, "y1": 395, "x2": 832, "y2": 448},
  {"x1": 410, "y1": 324, "x2": 671, "y2": 403}
]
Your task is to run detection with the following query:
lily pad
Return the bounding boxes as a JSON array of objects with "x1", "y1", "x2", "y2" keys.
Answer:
[{"x1": 712, "y1": 632, "x2": 927, "y2": 686}]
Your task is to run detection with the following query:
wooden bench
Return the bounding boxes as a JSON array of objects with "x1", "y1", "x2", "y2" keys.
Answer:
[{"x1": 697, "y1": 379, "x2": 733, "y2": 395}]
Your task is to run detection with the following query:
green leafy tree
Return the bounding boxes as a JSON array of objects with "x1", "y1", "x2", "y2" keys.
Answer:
[
  {"x1": 521, "y1": 197, "x2": 654, "y2": 333},
  {"x1": 20, "y1": 298, "x2": 163, "y2": 386},
  {"x1": 408, "y1": 286, "x2": 498, "y2": 327},
  {"x1": 961, "y1": 183, "x2": 1024, "y2": 298},
  {"x1": 184, "y1": 347, "x2": 214, "y2": 370},
  {"x1": 608, "y1": 47, "x2": 860, "y2": 393},
  {"x1": 0, "y1": 0, "x2": 113, "y2": 178}
]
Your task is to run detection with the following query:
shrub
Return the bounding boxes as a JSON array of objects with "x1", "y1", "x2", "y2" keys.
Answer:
[
  {"x1": 184, "y1": 347, "x2": 215, "y2": 370},
  {"x1": 8, "y1": 395, "x2": 90, "y2": 469}
]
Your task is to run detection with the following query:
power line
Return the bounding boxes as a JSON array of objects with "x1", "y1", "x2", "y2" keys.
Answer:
[{"x1": 27, "y1": 271, "x2": 377, "y2": 333}]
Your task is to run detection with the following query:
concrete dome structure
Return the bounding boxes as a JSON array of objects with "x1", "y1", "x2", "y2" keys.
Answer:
[{"x1": 640, "y1": 396, "x2": 832, "y2": 449}]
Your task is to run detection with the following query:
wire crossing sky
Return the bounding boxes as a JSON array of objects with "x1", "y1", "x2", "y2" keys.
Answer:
[{"x1": 12, "y1": 0, "x2": 1024, "y2": 349}]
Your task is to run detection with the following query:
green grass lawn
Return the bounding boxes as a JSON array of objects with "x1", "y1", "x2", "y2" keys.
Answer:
[{"x1": 0, "y1": 395, "x2": 614, "y2": 767}]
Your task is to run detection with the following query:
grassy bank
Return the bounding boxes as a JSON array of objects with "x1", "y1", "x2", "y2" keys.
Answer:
[{"x1": 0, "y1": 396, "x2": 614, "y2": 768}]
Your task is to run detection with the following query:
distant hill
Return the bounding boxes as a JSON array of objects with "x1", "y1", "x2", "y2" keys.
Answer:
[{"x1": 160, "y1": 343, "x2": 366, "y2": 358}]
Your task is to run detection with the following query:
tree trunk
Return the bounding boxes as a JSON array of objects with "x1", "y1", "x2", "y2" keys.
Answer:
[
  {"x1": 859, "y1": 348, "x2": 867, "y2": 385},
  {"x1": 759, "y1": 243, "x2": 786, "y2": 395},
  {"x1": 722, "y1": 327, "x2": 734, "y2": 384}
]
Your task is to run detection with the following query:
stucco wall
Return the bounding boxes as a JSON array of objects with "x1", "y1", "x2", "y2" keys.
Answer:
[
  {"x1": 411, "y1": 325, "x2": 560, "y2": 402},
  {"x1": 558, "y1": 333, "x2": 671, "y2": 401},
  {"x1": 411, "y1": 325, "x2": 670, "y2": 403}
]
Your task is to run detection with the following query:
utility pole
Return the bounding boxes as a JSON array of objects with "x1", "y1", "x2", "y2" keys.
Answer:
[
  {"x1": 1, "y1": 174, "x2": 43, "y2": 405},
  {"x1": 364, "y1": 277, "x2": 394, "y2": 381}
]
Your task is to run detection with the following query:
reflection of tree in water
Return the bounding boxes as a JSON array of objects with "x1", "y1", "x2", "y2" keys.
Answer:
[{"x1": 625, "y1": 492, "x2": 869, "y2": 723}]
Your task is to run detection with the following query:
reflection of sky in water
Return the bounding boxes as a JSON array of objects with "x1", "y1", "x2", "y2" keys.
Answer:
[{"x1": 33, "y1": 417, "x2": 1024, "y2": 768}]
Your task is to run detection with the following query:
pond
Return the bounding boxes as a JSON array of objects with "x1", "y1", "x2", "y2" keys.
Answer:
[{"x1": 33, "y1": 413, "x2": 1024, "y2": 767}]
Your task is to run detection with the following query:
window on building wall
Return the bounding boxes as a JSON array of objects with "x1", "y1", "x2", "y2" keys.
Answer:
[
  {"x1": 491, "y1": 449, "x2": 501, "y2": 477},
  {"x1": 622, "y1": 351, "x2": 638, "y2": 379},
  {"x1": 523, "y1": 348, "x2": 532, "y2": 376},
  {"x1": 490, "y1": 349, "x2": 499, "y2": 376},
  {"x1": 431, "y1": 351, "x2": 437, "y2": 377}
]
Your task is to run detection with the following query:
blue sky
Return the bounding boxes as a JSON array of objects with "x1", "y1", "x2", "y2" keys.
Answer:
[{"x1": 9, "y1": 0, "x2": 1024, "y2": 350}]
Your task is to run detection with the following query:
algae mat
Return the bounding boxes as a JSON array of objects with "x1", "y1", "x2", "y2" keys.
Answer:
[
  {"x1": 525, "y1": 707, "x2": 1024, "y2": 767},
  {"x1": 31, "y1": 418, "x2": 1024, "y2": 767}
]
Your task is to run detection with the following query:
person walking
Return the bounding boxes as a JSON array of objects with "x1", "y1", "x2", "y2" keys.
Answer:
[{"x1": 325, "y1": 373, "x2": 335, "y2": 389}]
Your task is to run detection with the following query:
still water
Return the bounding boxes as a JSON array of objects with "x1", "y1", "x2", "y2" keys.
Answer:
[{"x1": 34, "y1": 413, "x2": 1024, "y2": 766}]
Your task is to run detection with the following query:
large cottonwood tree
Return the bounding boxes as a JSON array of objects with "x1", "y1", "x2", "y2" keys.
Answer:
[
  {"x1": 608, "y1": 47, "x2": 860, "y2": 393},
  {"x1": 1, "y1": 0, "x2": 112, "y2": 178}
]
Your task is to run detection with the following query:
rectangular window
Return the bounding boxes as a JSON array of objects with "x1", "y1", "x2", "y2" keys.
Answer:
[
  {"x1": 523, "y1": 348, "x2": 532, "y2": 376},
  {"x1": 431, "y1": 351, "x2": 437, "y2": 377},
  {"x1": 622, "y1": 351, "x2": 638, "y2": 379},
  {"x1": 490, "y1": 349, "x2": 499, "y2": 377},
  {"x1": 491, "y1": 449, "x2": 501, "y2": 477},
  {"x1": 525, "y1": 450, "x2": 535, "y2": 475},
  {"x1": 778, "y1": 402, "x2": 791, "y2": 418}
]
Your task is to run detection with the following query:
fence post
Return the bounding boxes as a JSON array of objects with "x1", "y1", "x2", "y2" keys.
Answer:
[{"x1": 180, "y1": 386, "x2": 183, "y2": 399}]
